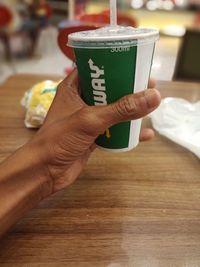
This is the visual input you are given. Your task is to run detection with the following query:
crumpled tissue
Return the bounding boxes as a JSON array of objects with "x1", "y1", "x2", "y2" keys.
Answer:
[{"x1": 149, "y1": 97, "x2": 200, "y2": 159}]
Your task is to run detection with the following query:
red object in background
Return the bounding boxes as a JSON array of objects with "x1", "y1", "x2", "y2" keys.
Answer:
[
  {"x1": 76, "y1": 2, "x2": 86, "y2": 17},
  {"x1": 58, "y1": 25, "x2": 97, "y2": 62},
  {"x1": 0, "y1": 5, "x2": 12, "y2": 28},
  {"x1": 102, "y1": 10, "x2": 137, "y2": 27},
  {"x1": 79, "y1": 10, "x2": 137, "y2": 27}
]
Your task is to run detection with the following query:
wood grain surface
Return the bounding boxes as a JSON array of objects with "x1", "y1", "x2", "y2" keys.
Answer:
[{"x1": 0, "y1": 75, "x2": 200, "y2": 267}]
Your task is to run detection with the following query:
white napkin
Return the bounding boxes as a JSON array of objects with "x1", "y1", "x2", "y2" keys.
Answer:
[{"x1": 149, "y1": 97, "x2": 200, "y2": 159}]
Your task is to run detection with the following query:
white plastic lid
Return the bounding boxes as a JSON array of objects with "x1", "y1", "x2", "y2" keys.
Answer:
[{"x1": 68, "y1": 25, "x2": 159, "y2": 48}]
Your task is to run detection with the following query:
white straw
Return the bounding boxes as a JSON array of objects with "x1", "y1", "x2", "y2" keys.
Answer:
[
  {"x1": 68, "y1": 0, "x2": 75, "y2": 20},
  {"x1": 110, "y1": 0, "x2": 117, "y2": 26}
]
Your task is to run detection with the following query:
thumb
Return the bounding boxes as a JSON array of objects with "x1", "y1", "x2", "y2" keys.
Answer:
[{"x1": 92, "y1": 88, "x2": 161, "y2": 132}]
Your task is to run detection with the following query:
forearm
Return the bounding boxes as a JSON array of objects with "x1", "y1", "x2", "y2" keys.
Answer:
[{"x1": 0, "y1": 144, "x2": 52, "y2": 237}]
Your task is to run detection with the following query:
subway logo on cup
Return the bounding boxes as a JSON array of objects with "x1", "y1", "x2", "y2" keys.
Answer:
[
  {"x1": 88, "y1": 59, "x2": 107, "y2": 106},
  {"x1": 88, "y1": 59, "x2": 111, "y2": 139}
]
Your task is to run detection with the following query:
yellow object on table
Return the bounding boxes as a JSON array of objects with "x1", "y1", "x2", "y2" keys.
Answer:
[{"x1": 21, "y1": 80, "x2": 60, "y2": 128}]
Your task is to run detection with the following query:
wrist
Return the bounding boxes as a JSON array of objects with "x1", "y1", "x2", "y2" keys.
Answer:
[
  {"x1": 0, "y1": 143, "x2": 53, "y2": 236},
  {"x1": 16, "y1": 142, "x2": 53, "y2": 200},
  {"x1": 0, "y1": 142, "x2": 53, "y2": 204}
]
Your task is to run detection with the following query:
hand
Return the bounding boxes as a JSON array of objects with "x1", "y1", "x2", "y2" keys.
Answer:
[
  {"x1": 140, "y1": 79, "x2": 157, "y2": 141},
  {"x1": 30, "y1": 69, "x2": 161, "y2": 193}
]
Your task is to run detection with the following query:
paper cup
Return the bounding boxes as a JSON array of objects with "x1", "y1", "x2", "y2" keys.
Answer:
[{"x1": 68, "y1": 26, "x2": 159, "y2": 152}]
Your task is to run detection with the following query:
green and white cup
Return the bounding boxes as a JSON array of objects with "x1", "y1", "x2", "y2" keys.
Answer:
[{"x1": 68, "y1": 26, "x2": 159, "y2": 152}]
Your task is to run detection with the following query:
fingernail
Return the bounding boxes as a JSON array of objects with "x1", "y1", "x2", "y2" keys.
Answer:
[{"x1": 145, "y1": 89, "x2": 161, "y2": 109}]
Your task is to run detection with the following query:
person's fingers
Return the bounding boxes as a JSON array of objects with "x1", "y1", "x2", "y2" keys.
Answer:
[
  {"x1": 77, "y1": 88, "x2": 161, "y2": 137},
  {"x1": 96, "y1": 88, "x2": 161, "y2": 129},
  {"x1": 139, "y1": 128, "x2": 155, "y2": 142},
  {"x1": 148, "y1": 79, "x2": 156, "y2": 89},
  {"x1": 43, "y1": 70, "x2": 85, "y2": 127},
  {"x1": 60, "y1": 68, "x2": 79, "y2": 93}
]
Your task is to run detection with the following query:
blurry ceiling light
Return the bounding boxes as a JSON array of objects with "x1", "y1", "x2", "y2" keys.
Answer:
[
  {"x1": 175, "y1": 0, "x2": 187, "y2": 6},
  {"x1": 131, "y1": 0, "x2": 144, "y2": 9},
  {"x1": 162, "y1": 25, "x2": 186, "y2": 37},
  {"x1": 146, "y1": 0, "x2": 158, "y2": 10},
  {"x1": 152, "y1": 62, "x2": 161, "y2": 70},
  {"x1": 162, "y1": 0, "x2": 174, "y2": 10}
]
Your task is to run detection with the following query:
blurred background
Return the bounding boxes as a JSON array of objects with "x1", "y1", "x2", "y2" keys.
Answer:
[{"x1": 0, "y1": 0, "x2": 200, "y2": 84}]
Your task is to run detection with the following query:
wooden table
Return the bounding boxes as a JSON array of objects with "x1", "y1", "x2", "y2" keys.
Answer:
[{"x1": 0, "y1": 74, "x2": 200, "y2": 267}]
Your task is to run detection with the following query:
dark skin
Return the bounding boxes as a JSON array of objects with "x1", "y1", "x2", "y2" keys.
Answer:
[
  {"x1": 0, "y1": 70, "x2": 161, "y2": 236},
  {"x1": 34, "y1": 70, "x2": 159, "y2": 192}
]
